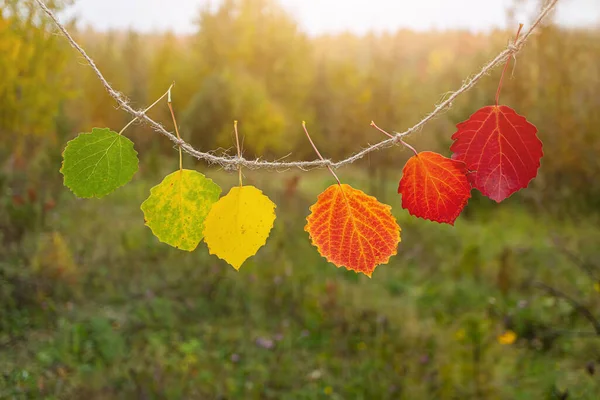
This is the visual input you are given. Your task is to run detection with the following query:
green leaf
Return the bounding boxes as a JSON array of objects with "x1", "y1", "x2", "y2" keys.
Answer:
[
  {"x1": 60, "y1": 128, "x2": 139, "y2": 198},
  {"x1": 141, "y1": 169, "x2": 222, "y2": 251}
]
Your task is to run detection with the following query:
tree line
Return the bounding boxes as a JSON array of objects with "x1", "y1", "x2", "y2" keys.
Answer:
[{"x1": 2, "y1": 0, "x2": 600, "y2": 211}]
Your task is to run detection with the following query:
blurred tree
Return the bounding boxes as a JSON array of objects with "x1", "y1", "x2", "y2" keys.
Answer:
[
  {"x1": 2, "y1": 0, "x2": 598, "y2": 210},
  {"x1": 147, "y1": 32, "x2": 197, "y2": 130},
  {"x1": 189, "y1": 0, "x2": 313, "y2": 156},
  {"x1": 195, "y1": 0, "x2": 312, "y2": 109},
  {"x1": 123, "y1": 30, "x2": 149, "y2": 121},
  {"x1": 0, "y1": 0, "x2": 74, "y2": 157},
  {"x1": 69, "y1": 30, "x2": 127, "y2": 134},
  {"x1": 183, "y1": 70, "x2": 286, "y2": 158}
]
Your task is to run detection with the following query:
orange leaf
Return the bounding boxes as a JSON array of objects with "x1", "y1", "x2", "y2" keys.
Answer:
[
  {"x1": 450, "y1": 105, "x2": 543, "y2": 202},
  {"x1": 398, "y1": 151, "x2": 471, "y2": 225},
  {"x1": 305, "y1": 184, "x2": 400, "y2": 277}
]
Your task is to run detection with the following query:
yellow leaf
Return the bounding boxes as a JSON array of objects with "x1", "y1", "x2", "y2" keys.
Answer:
[
  {"x1": 203, "y1": 185, "x2": 276, "y2": 270},
  {"x1": 141, "y1": 169, "x2": 222, "y2": 251},
  {"x1": 594, "y1": 282, "x2": 600, "y2": 293},
  {"x1": 498, "y1": 330, "x2": 517, "y2": 345}
]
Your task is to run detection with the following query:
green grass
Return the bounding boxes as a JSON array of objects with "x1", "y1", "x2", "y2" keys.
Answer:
[{"x1": 2, "y1": 167, "x2": 600, "y2": 399}]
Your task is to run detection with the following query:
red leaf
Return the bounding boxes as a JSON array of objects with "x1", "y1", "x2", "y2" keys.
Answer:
[
  {"x1": 398, "y1": 151, "x2": 471, "y2": 225},
  {"x1": 450, "y1": 105, "x2": 543, "y2": 202}
]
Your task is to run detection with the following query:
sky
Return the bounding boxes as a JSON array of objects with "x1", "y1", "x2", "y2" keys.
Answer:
[{"x1": 63, "y1": 0, "x2": 600, "y2": 35}]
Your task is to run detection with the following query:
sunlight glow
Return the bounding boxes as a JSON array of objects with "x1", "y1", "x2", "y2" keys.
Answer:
[{"x1": 65, "y1": 0, "x2": 600, "y2": 35}]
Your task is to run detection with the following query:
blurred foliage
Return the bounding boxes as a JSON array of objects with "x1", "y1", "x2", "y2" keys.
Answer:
[
  {"x1": 0, "y1": 0, "x2": 73, "y2": 149},
  {"x1": 2, "y1": 171, "x2": 600, "y2": 399},
  {"x1": 1, "y1": 0, "x2": 600, "y2": 398}
]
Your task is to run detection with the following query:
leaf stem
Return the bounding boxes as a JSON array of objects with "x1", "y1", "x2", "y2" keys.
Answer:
[
  {"x1": 495, "y1": 24, "x2": 523, "y2": 106},
  {"x1": 119, "y1": 82, "x2": 174, "y2": 135},
  {"x1": 370, "y1": 121, "x2": 418, "y2": 156},
  {"x1": 167, "y1": 86, "x2": 183, "y2": 172},
  {"x1": 302, "y1": 121, "x2": 341, "y2": 186},
  {"x1": 234, "y1": 120, "x2": 243, "y2": 187}
]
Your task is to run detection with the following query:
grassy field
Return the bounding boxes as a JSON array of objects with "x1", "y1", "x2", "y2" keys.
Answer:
[{"x1": 2, "y1": 165, "x2": 600, "y2": 399}]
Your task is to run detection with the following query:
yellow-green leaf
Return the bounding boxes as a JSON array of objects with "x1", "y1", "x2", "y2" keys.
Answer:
[
  {"x1": 203, "y1": 185, "x2": 276, "y2": 270},
  {"x1": 141, "y1": 169, "x2": 221, "y2": 251}
]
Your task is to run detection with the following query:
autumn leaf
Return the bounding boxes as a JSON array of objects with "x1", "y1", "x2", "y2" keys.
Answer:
[
  {"x1": 141, "y1": 169, "x2": 221, "y2": 251},
  {"x1": 61, "y1": 128, "x2": 139, "y2": 198},
  {"x1": 305, "y1": 183, "x2": 400, "y2": 277},
  {"x1": 398, "y1": 151, "x2": 471, "y2": 225},
  {"x1": 450, "y1": 105, "x2": 543, "y2": 202},
  {"x1": 203, "y1": 185, "x2": 276, "y2": 270}
]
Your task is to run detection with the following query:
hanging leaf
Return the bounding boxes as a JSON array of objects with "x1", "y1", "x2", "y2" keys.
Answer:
[
  {"x1": 450, "y1": 106, "x2": 543, "y2": 202},
  {"x1": 398, "y1": 151, "x2": 471, "y2": 225},
  {"x1": 61, "y1": 128, "x2": 139, "y2": 198},
  {"x1": 203, "y1": 186, "x2": 276, "y2": 270},
  {"x1": 305, "y1": 184, "x2": 400, "y2": 277},
  {"x1": 141, "y1": 169, "x2": 221, "y2": 251}
]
